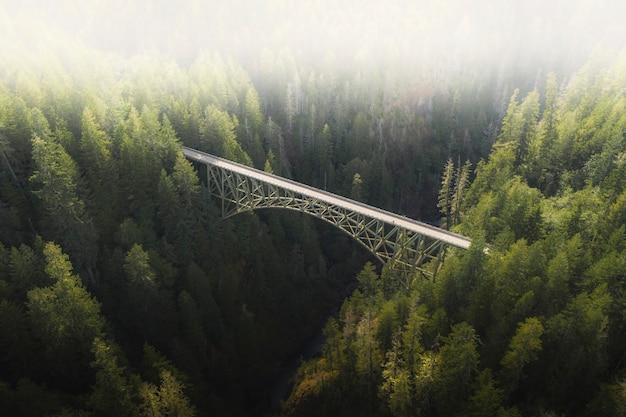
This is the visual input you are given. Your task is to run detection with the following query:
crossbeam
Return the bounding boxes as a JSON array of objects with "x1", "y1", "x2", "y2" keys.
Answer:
[{"x1": 183, "y1": 147, "x2": 472, "y2": 279}]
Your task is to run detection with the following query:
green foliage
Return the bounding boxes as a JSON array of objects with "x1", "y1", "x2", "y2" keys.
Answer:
[
  {"x1": 500, "y1": 317, "x2": 544, "y2": 392},
  {"x1": 432, "y1": 322, "x2": 480, "y2": 414},
  {"x1": 200, "y1": 104, "x2": 252, "y2": 165},
  {"x1": 3, "y1": 21, "x2": 626, "y2": 417},
  {"x1": 375, "y1": 301, "x2": 397, "y2": 354},
  {"x1": 89, "y1": 338, "x2": 139, "y2": 417},
  {"x1": 139, "y1": 370, "x2": 195, "y2": 417},
  {"x1": 30, "y1": 136, "x2": 99, "y2": 268},
  {"x1": 437, "y1": 158, "x2": 455, "y2": 229},
  {"x1": 27, "y1": 242, "x2": 105, "y2": 389},
  {"x1": 282, "y1": 50, "x2": 626, "y2": 417},
  {"x1": 263, "y1": 148, "x2": 276, "y2": 173},
  {"x1": 542, "y1": 285, "x2": 611, "y2": 410},
  {"x1": 8, "y1": 242, "x2": 48, "y2": 294},
  {"x1": 321, "y1": 318, "x2": 342, "y2": 370},
  {"x1": 466, "y1": 369, "x2": 506, "y2": 417},
  {"x1": 0, "y1": 300, "x2": 35, "y2": 379},
  {"x1": 350, "y1": 172, "x2": 364, "y2": 201},
  {"x1": 586, "y1": 379, "x2": 626, "y2": 417},
  {"x1": 124, "y1": 244, "x2": 156, "y2": 289},
  {"x1": 462, "y1": 176, "x2": 543, "y2": 245},
  {"x1": 356, "y1": 262, "x2": 380, "y2": 303}
]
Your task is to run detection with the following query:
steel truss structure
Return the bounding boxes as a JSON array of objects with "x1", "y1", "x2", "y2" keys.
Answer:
[{"x1": 183, "y1": 147, "x2": 471, "y2": 282}]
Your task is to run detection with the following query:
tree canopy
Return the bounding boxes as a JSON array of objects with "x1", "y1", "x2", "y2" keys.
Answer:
[{"x1": 1, "y1": 8, "x2": 626, "y2": 416}]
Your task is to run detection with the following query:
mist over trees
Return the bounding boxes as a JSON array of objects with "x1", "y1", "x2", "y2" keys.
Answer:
[
  {"x1": 1, "y1": 1, "x2": 626, "y2": 416},
  {"x1": 281, "y1": 51, "x2": 626, "y2": 417}
]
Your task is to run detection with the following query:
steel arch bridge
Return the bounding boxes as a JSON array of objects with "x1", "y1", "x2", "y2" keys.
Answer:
[{"x1": 182, "y1": 147, "x2": 472, "y2": 281}]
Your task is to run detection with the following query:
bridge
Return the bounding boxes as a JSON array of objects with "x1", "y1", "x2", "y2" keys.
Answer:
[{"x1": 182, "y1": 146, "x2": 472, "y2": 281}]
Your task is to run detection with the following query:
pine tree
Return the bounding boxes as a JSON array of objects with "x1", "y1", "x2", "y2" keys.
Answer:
[
  {"x1": 8, "y1": 243, "x2": 48, "y2": 293},
  {"x1": 466, "y1": 369, "x2": 507, "y2": 417},
  {"x1": 351, "y1": 172, "x2": 364, "y2": 201},
  {"x1": 89, "y1": 337, "x2": 139, "y2": 417},
  {"x1": 79, "y1": 107, "x2": 117, "y2": 240},
  {"x1": 517, "y1": 89, "x2": 540, "y2": 168},
  {"x1": 156, "y1": 153, "x2": 207, "y2": 264},
  {"x1": 438, "y1": 158, "x2": 455, "y2": 229},
  {"x1": 27, "y1": 242, "x2": 105, "y2": 389},
  {"x1": 541, "y1": 72, "x2": 559, "y2": 152},
  {"x1": 433, "y1": 322, "x2": 480, "y2": 415},
  {"x1": 139, "y1": 370, "x2": 195, "y2": 417},
  {"x1": 318, "y1": 124, "x2": 334, "y2": 189},
  {"x1": 451, "y1": 159, "x2": 471, "y2": 228},
  {"x1": 264, "y1": 148, "x2": 275, "y2": 174},
  {"x1": 0, "y1": 300, "x2": 35, "y2": 380},
  {"x1": 498, "y1": 89, "x2": 540, "y2": 168},
  {"x1": 30, "y1": 136, "x2": 99, "y2": 272},
  {"x1": 122, "y1": 244, "x2": 160, "y2": 336},
  {"x1": 500, "y1": 317, "x2": 544, "y2": 394},
  {"x1": 499, "y1": 89, "x2": 521, "y2": 145}
]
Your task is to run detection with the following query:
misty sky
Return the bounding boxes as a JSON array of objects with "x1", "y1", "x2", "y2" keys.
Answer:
[{"x1": 1, "y1": 0, "x2": 625, "y2": 71}]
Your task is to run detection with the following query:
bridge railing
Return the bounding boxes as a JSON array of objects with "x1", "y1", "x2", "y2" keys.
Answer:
[{"x1": 182, "y1": 146, "x2": 472, "y2": 250}]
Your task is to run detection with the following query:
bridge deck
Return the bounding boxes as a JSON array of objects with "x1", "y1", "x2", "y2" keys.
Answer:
[{"x1": 182, "y1": 146, "x2": 472, "y2": 250}]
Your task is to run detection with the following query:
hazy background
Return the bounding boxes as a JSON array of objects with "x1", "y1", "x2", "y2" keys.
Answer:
[{"x1": 2, "y1": 0, "x2": 625, "y2": 71}]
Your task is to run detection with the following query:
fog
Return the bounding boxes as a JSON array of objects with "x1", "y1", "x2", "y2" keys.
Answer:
[{"x1": 2, "y1": 0, "x2": 625, "y2": 74}]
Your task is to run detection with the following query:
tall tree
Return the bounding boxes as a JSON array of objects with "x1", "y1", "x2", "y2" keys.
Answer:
[
  {"x1": 438, "y1": 158, "x2": 455, "y2": 229},
  {"x1": 450, "y1": 159, "x2": 471, "y2": 228},
  {"x1": 498, "y1": 89, "x2": 540, "y2": 168},
  {"x1": 466, "y1": 369, "x2": 510, "y2": 417},
  {"x1": 0, "y1": 300, "x2": 36, "y2": 381},
  {"x1": 433, "y1": 322, "x2": 480, "y2": 415},
  {"x1": 89, "y1": 337, "x2": 139, "y2": 417},
  {"x1": 498, "y1": 89, "x2": 521, "y2": 146},
  {"x1": 539, "y1": 72, "x2": 560, "y2": 189},
  {"x1": 30, "y1": 135, "x2": 99, "y2": 274},
  {"x1": 157, "y1": 153, "x2": 209, "y2": 264},
  {"x1": 27, "y1": 242, "x2": 105, "y2": 389},
  {"x1": 350, "y1": 172, "x2": 364, "y2": 201},
  {"x1": 139, "y1": 370, "x2": 195, "y2": 417},
  {"x1": 500, "y1": 317, "x2": 544, "y2": 393},
  {"x1": 8, "y1": 242, "x2": 48, "y2": 294},
  {"x1": 317, "y1": 123, "x2": 334, "y2": 189},
  {"x1": 200, "y1": 104, "x2": 252, "y2": 165},
  {"x1": 79, "y1": 107, "x2": 117, "y2": 240},
  {"x1": 516, "y1": 89, "x2": 540, "y2": 167}
]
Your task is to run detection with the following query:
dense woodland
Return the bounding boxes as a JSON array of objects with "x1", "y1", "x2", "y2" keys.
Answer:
[
  {"x1": 282, "y1": 51, "x2": 626, "y2": 416},
  {"x1": 0, "y1": 45, "x2": 381, "y2": 416},
  {"x1": 1, "y1": 2, "x2": 626, "y2": 417}
]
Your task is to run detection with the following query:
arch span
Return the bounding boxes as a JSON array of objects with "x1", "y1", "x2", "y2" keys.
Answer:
[{"x1": 182, "y1": 146, "x2": 472, "y2": 278}]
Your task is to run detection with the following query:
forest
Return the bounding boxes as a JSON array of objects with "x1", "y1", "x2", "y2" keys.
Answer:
[
  {"x1": 282, "y1": 51, "x2": 626, "y2": 416},
  {"x1": 1, "y1": 1, "x2": 626, "y2": 417}
]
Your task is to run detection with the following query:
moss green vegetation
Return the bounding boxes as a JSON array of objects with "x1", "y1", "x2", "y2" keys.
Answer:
[
  {"x1": 1, "y1": 10, "x2": 626, "y2": 415},
  {"x1": 282, "y1": 51, "x2": 626, "y2": 417}
]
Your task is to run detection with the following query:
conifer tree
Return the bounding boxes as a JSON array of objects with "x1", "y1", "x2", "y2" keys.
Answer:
[
  {"x1": 89, "y1": 337, "x2": 139, "y2": 417},
  {"x1": 438, "y1": 158, "x2": 455, "y2": 229},
  {"x1": 351, "y1": 172, "x2": 364, "y2": 201},
  {"x1": 500, "y1": 317, "x2": 544, "y2": 393},
  {"x1": 30, "y1": 136, "x2": 99, "y2": 273},
  {"x1": 264, "y1": 148, "x2": 275, "y2": 174},
  {"x1": 27, "y1": 242, "x2": 104, "y2": 388},
  {"x1": 451, "y1": 159, "x2": 471, "y2": 228},
  {"x1": 0, "y1": 300, "x2": 35, "y2": 380},
  {"x1": 139, "y1": 370, "x2": 195, "y2": 417}
]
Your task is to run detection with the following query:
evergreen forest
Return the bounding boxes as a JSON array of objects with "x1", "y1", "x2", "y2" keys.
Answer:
[{"x1": 1, "y1": 1, "x2": 626, "y2": 416}]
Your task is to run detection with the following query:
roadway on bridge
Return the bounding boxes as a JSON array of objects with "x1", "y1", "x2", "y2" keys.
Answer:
[{"x1": 182, "y1": 147, "x2": 472, "y2": 250}]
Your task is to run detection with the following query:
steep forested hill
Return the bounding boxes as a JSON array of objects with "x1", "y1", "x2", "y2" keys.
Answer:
[{"x1": 281, "y1": 51, "x2": 626, "y2": 417}]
